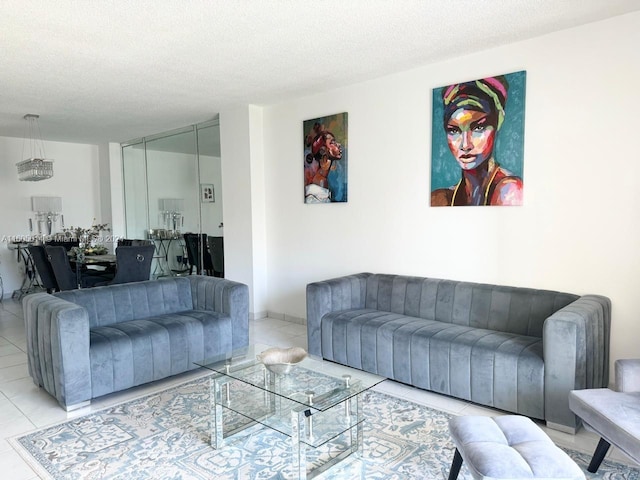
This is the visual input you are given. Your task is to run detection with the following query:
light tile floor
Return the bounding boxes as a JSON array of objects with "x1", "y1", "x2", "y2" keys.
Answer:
[{"x1": 0, "y1": 298, "x2": 635, "y2": 479}]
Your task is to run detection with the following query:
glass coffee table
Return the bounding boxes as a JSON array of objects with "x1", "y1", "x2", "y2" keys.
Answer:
[{"x1": 195, "y1": 344, "x2": 384, "y2": 479}]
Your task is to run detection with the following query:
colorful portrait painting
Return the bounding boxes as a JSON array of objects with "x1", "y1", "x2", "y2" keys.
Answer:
[
  {"x1": 303, "y1": 112, "x2": 348, "y2": 203},
  {"x1": 430, "y1": 70, "x2": 526, "y2": 207}
]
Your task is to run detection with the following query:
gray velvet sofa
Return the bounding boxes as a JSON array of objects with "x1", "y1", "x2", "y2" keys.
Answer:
[
  {"x1": 23, "y1": 275, "x2": 249, "y2": 410},
  {"x1": 306, "y1": 273, "x2": 611, "y2": 432}
]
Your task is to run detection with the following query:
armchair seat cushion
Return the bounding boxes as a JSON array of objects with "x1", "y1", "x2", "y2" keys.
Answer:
[
  {"x1": 90, "y1": 310, "x2": 232, "y2": 398},
  {"x1": 448, "y1": 415, "x2": 584, "y2": 480},
  {"x1": 569, "y1": 389, "x2": 640, "y2": 464}
]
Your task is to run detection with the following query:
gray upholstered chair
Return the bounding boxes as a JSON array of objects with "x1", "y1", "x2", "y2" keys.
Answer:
[
  {"x1": 207, "y1": 235, "x2": 224, "y2": 277},
  {"x1": 184, "y1": 233, "x2": 213, "y2": 275},
  {"x1": 28, "y1": 245, "x2": 59, "y2": 293},
  {"x1": 101, "y1": 245, "x2": 155, "y2": 285},
  {"x1": 569, "y1": 359, "x2": 640, "y2": 472},
  {"x1": 45, "y1": 246, "x2": 106, "y2": 290}
]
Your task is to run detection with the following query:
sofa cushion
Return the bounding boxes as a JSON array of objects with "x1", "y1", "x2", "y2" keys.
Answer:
[
  {"x1": 321, "y1": 308, "x2": 544, "y2": 419},
  {"x1": 89, "y1": 310, "x2": 232, "y2": 397},
  {"x1": 57, "y1": 277, "x2": 193, "y2": 328}
]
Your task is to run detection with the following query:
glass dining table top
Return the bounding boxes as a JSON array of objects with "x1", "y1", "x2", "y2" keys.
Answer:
[{"x1": 73, "y1": 253, "x2": 116, "y2": 265}]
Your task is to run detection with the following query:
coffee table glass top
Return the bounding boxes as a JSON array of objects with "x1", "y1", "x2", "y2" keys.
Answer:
[{"x1": 195, "y1": 343, "x2": 384, "y2": 413}]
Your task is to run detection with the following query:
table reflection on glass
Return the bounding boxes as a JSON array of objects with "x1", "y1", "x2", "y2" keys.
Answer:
[{"x1": 70, "y1": 253, "x2": 116, "y2": 288}]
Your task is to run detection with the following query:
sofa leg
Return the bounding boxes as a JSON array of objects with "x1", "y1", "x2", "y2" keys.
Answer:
[
  {"x1": 448, "y1": 448, "x2": 463, "y2": 480},
  {"x1": 588, "y1": 438, "x2": 611, "y2": 473},
  {"x1": 63, "y1": 400, "x2": 91, "y2": 412}
]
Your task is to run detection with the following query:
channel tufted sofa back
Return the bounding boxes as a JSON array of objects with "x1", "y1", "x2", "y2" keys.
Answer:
[
  {"x1": 363, "y1": 274, "x2": 579, "y2": 338},
  {"x1": 56, "y1": 276, "x2": 194, "y2": 328}
]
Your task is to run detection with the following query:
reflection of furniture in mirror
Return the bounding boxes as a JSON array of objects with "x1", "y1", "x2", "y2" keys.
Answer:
[
  {"x1": 184, "y1": 233, "x2": 213, "y2": 276},
  {"x1": 208, "y1": 236, "x2": 224, "y2": 278},
  {"x1": 121, "y1": 119, "x2": 223, "y2": 269},
  {"x1": 149, "y1": 236, "x2": 188, "y2": 277},
  {"x1": 158, "y1": 198, "x2": 184, "y2": 233}
]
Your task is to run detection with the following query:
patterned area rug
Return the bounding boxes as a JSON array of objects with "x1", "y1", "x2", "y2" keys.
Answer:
[{"x1": 10, "y1": 376, "x2": 639, "y2": 479}]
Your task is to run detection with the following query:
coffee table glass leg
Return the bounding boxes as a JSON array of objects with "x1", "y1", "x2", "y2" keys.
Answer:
[
  {"x1": 291, "y1": 408, "x2": 308, "y2": 480},
  {"x1": 354, "y1": 393, "x2": 364, "y2": 456},
  {"x1": 210, "y1": 376, "x2": 224, "y2": 449}
]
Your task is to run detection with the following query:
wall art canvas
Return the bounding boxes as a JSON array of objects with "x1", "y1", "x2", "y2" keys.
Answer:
[
  {"x1": 430, "y1": 70, "x2": 526, "y2": 206},
  {"x1": 303, "y1": 112, "x2": 348, "y2": 203}
]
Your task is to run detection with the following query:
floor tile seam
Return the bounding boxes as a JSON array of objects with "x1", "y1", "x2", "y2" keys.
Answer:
[
  {"x1": 0, "y1": 391, "x2": 37, "y2": 435},
  {"x1": 0, "y1": 345, "x2": 25, "y2": 356}
]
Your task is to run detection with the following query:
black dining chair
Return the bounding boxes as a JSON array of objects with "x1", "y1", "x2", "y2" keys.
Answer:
[
  {"x1": 207, "y1": 236, "x2": 224, "y2": 278},
  {"x1": 28, "y1": 245, "x2": 59, "y2": 293},
  {"x1": 45, "y1": 239, "x2": 80, "y2": 251},
  {"x1": 184, "y1": 233, "x2": 214, "y2": 275},
  {"x1": 117, "y1": 238, "x2": 152, "y2": 247},
  {"x1": 99, "y1": 245, "x2": 155, "y2": 285},
  {"x1": 44, "y1": 246, "x2": 106, "y2": 291}
]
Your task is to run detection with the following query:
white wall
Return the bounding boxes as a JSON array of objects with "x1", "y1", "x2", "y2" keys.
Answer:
[
  {"x1": 260, "y1": 13, "x2": 640, "y2": 368},
  {"x1": 0, "y1": 136, "x2": 105, "y2": 294},
  {"x1": 219, "y1": 105, "x2": 268, "y2": 318}
]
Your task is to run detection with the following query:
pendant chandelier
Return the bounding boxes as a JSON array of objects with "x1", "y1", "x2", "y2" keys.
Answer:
[{"x1": 16, "y1": 114, "x2": 54, "y2": 181}]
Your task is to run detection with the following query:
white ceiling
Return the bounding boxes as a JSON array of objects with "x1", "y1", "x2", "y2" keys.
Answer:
[{"x1": 2, "y1": 0, "x2": 639, "y2": 145}]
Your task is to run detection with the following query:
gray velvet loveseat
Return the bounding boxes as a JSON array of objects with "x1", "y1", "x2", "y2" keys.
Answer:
[
  {"x1": 23, "y1": 275, "x2": 249, "y2": 410},
  {"x1": 307, "y1": 273, "x2": 611, "y2": 432}
]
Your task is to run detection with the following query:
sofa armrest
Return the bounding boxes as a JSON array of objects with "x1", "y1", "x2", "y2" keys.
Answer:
[
  {"x1": 188, "y1": 275, "x2": 249, "y2": 350},
  {"x1": 615, "y1": 359, "x2": 640, "y2": 392},
  {"x1": 543, "y1": 294, "x2": 611, "y2": 431},
  {"x1": 23, "y1": 293, "x2": 91, "y2": 409},
  {"x1": 306, "y1": 273, "x2": 371, "y2": 357}
]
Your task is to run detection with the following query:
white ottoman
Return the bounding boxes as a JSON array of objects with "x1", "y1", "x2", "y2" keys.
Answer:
[{"x1": 448, "y1": 416, "x2": 584, "y2": 480}]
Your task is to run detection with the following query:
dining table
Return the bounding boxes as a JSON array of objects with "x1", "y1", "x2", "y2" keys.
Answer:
[{"x1": 69, "y1": 253, "x2": 117, "y2": 288}]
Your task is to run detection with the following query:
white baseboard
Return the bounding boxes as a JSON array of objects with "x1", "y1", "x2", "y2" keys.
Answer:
[
  {"x1": 267, "y1": 311, "x2": 306, "y2": 325},
  {"x1": 250, "y1": 311, "x2": 268, "y2": 321}
]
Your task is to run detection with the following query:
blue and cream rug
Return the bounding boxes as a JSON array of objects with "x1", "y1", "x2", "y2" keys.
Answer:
[{"x1": 10, "y1": 376, "x2": 639, "y2": 479}]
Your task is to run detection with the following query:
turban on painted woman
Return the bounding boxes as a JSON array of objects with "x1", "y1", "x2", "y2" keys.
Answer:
[{"x1": 442, "y1": 76, "x2": 509, "y2": 130}]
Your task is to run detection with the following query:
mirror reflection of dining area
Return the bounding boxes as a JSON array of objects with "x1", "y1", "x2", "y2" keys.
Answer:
[
  {"x1": 14, "y1": 231, "x2": 224, "y2": 297},
  {"x1": 5, "y1": 118, "x2": 223, "y2": 300},
  {"x1": 121, "y1": 119, "x2": 224, "y2": 281}
]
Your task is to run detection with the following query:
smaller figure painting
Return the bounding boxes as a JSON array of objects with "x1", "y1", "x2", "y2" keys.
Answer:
[
  {"x1": 200, "y1": 184, "x2": 214, "y2": 203},
  {"x1": 303, "y1": 112, "x2": 348, "y2": 203},
  {"x1": 431, "y1": 71, "x2": 526, "y2": 206}
]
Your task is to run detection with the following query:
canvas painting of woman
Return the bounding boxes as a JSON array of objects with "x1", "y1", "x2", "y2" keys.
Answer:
[
  {"x1": 430, "y1": 71, "x2": 526, "y2": 207},
  {"x1": 303, "y1": 112, "x2": 348, "y2": 203}
]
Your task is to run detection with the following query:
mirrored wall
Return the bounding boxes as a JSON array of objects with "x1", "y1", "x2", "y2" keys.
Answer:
[{"x1": 121, "y1": 119, "x2": 223, "y2": 277}]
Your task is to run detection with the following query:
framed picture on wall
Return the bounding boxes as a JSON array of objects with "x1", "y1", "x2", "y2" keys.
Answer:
[
  {"x1": 303, "y1": 112, "x2": 348, "y2": 203},
  {"x1": 200, "y1": 183, "x2": 215, "y2": 203},
  {"x1": 430, "y1": 70, "x2": 526, "y2": 207}
]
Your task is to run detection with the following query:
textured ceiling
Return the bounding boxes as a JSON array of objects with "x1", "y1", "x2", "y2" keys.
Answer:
[{"x1": 1, "y1": 0, "x2": 639, "y2": 145}]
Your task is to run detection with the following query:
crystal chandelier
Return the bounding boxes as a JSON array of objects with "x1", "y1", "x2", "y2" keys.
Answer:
[{"x1": 16, "y1": 114, "x2": 54, "y2": 181}]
